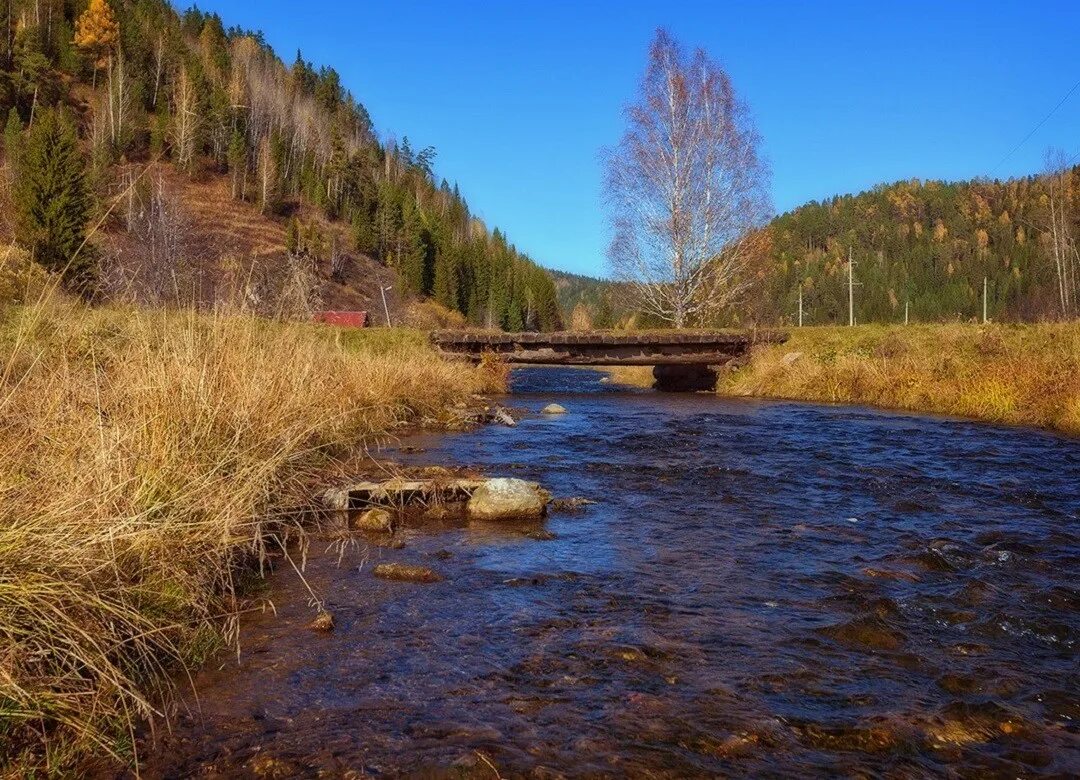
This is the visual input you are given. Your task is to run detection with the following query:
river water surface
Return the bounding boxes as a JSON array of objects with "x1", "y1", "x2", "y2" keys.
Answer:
[{"x1": 141, "y1": 368, "x2": 1079, "y2": 777}]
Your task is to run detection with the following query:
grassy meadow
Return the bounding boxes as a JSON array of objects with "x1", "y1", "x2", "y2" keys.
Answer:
[
  {"x1": 725, "y1": 323, "x2": 1080, "y2": 435},
  {"x1": 604, "y1": 323, "x2": 1080, "y2": 435},
  {"x1": 0, "y1": 298, "x2": 499, "y2": 773}
]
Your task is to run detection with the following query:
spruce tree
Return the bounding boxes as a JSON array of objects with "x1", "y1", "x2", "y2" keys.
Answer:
[
  {"x1": 433, "y1": 246, "x2": 460, "y2": 312},
  {"x1": 285, "y1": 217, "x2": 300, "y2": 254},
  {"x1": 13, "y1": 107, "x2": 93, "y2": 295},
  {"x1": 399, "y1": 198, "x2": 427, "y2": 295},
  {"x1": 3, "y1": 109, "x2": 23, "y2": 169},
  {"x1": 352, "y1": 209, "x2": 376, "y2": 255}
]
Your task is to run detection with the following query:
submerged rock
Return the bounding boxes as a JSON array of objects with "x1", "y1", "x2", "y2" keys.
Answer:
[
  {"x1": 373, "y1": 563, "x2": 444, "y2": 583},
  {"x1": 422, "y1": 502, "x2": 467, "y2": 522},
  {"x1": 354, "y1": 507, "x2": 394, "y2": 533},
  {"x1": 541, "y1": 403, "x2": 567, "y2": 415},
  {"x1": 549, "y1": 496, "x2": 596, "y2": 513},
  {"x1": 308, "y1": 610, "x2": 335, "y2": 632},
  {"x1": 523, "y1": 528, "x2": 558, "y2": 541},
  {"x1": 467, "y1": 478, "x2": 550, "y2": 521}
]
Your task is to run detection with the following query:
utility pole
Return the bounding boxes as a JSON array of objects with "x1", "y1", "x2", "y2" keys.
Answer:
[
  {"x1": 798, "y1": 282, "x2": 803, "y2": 327},
  {"x1": 380, "y1": 284, "x2": 393, "y2": 327},
  {"x1": 982, "y1": 276, "x2": 988, "y2": 324},
  {"x1": 848, "y1": 247, "x2": 855, "y2": 327}
]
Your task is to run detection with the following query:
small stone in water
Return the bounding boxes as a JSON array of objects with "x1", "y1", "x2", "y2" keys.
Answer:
[
  {"x1": 541, "y1": 403, "x2": 567, "y2": 415},
  {"x1": 846, "y1": 517, "x2": 860, "y2": 523},
  {"x1": 523, "y1": 528, "x2": 558, "y2": 541},
  {"x1": 309, "y1": 610, "x2": 334, "y2": 632},
  {"x1": 373, "y1": 563, "x2": 444, "y2": 583}
]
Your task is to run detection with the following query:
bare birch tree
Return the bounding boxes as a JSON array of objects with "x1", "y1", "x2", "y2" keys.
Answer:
[
  {"x1": 105, "y1": 49, "x2": 131, "y2": 154},
  {"x1": 604, "y1": 29, "x2": 770, "y2": 328},
  {"x1": 1043, "y1": 148, "x2": 1078, "y2": 319},
  {"x1": 171, "y1": 66, "x2": 199, "y2": 174},
  {"x1": 257, "y1": 135, "x2": 276, "y2": 213}
]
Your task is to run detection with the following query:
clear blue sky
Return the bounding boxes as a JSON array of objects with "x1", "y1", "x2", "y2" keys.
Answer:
[{"x1": 195, "y1": 0, "x2": 1080, "y2": 277}]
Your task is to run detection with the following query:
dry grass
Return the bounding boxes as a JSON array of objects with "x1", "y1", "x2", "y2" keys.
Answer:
[
  {"x1": 0, "y1": 298, "x2": 498, "y2": 773},
  {"x1": 723, "y1": 323, "x2": 1080, "y2": 435},
  {"x1": 599, "y1": 365, "x2": 654, "y2": 388}
]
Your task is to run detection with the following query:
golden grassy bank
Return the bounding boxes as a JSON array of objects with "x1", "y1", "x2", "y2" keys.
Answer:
[
  {"x1": 0, "y1": 300, "x2": 498, "y2": 773},
  {"x1": 723, "y1": 323, "x2": 1080, "y2": 435}
]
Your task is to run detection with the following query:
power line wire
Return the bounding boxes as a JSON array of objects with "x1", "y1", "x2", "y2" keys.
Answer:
[{"x1": 991, "y1": 76, "x2": 1080, "y2": 175}]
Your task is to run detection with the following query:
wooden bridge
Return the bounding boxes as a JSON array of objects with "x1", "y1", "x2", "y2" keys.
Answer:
[{"x1": 431, "y1": 330, "x2": 787, "y2": 389}]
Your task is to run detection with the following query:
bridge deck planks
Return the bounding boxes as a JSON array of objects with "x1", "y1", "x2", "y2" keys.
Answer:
[{"x1": 430, "y1": 330, "x2": 787, "y2": 366}]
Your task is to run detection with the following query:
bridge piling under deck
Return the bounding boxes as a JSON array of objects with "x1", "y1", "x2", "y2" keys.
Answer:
[{"x1": 430, "y1": 330, "x2": 787, "y2": 391}]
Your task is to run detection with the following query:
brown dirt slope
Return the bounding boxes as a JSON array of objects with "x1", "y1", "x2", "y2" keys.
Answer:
[{"x1": 102, "y1": 162, "x2": 405, "y2": 317}]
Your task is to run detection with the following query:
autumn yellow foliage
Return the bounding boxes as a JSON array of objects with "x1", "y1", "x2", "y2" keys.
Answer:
[{"x1": 74, "y1": 0, "x2": 120, "y2": 70}]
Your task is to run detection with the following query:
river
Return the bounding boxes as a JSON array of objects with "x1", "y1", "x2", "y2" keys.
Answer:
[{"x1": 139, "y1": 368, "x2": 1079, "y2": 777}]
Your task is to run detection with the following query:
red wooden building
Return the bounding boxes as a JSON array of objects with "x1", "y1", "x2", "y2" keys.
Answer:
[{"x1": 313, "y1": 311, "x2": 368, "y2": 328}]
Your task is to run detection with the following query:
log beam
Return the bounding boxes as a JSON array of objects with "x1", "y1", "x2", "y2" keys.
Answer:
[{"x1": 430, "y1": 329, "x2": 786, "y2": 367}]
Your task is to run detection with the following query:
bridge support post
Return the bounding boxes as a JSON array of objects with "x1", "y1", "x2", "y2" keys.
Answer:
[{"x1": 651, "y1": 364, "x2": 718, "y2": 392}]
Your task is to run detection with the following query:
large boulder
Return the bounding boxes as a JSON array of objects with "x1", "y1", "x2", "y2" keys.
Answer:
[{"x1": 467, "y1": 478, "x2": 550, "y2": 521}]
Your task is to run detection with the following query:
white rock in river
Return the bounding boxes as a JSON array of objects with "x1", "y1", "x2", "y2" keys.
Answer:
[
  {"x1": 541, "y1": 403, "x2": 567, "y2": 415},
  {"x1": 467, "y1": 478, "x2": 550, "y2": 521}
]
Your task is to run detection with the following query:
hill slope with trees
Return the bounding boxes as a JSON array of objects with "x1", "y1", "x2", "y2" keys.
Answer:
[
  {"x1": 0, "y1": 0, "x2": 561, "y2": 330},
  {"x1": 750, "y1": 166, "x2": 1080, "y2": 325},
  {"x1": 565, "y1": 166, "x2": 1080, "y2": 328}
]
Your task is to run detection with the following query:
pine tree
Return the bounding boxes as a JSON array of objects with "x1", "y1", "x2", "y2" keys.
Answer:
[{"x1": 13, "y1": 107, "x2": 93, "y2": 294}]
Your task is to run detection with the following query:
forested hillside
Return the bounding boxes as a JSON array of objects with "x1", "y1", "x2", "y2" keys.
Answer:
[
  {"x1": 568, "y1": 168, "x2": 1080, "y2": 328},
  {"x1": 752, "y1": 169, "x2": 1080, "y2": 325},
  {"x1": 0, "y1": 0, "x2": 560, "y2": 330},
  {"x1": 550, "y1": 269, "x2": 619, "y2": 328}
]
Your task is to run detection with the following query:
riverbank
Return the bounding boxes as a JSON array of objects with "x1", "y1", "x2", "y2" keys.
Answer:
[
  {"x1": 603, "y1": 323, "x2": 1080, "y2": 435},
  {"x1": 0, "y1": 300, "x2": 503, "y2": 774}
]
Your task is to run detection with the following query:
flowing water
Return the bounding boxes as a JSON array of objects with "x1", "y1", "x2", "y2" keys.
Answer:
[{"x1": 140, "y1": 368, "x2": 1079, "y2": 777}]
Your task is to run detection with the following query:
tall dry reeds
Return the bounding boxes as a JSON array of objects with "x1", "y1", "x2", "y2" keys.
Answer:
[{"x1": 0, "y1": 297, "x2": 497, "y2": 772}]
